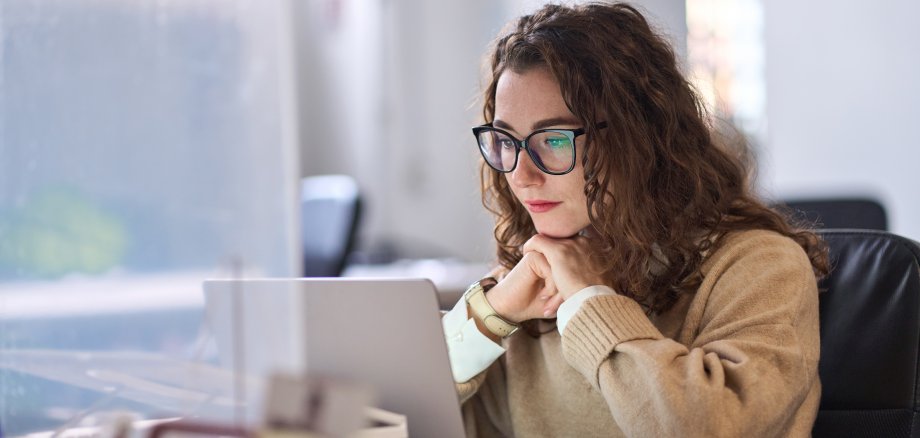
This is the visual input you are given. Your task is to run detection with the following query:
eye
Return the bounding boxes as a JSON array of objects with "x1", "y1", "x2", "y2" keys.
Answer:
[
  {"x1": 499, "y1": 138, "x2": 516, "y2": 150},
  {"x1": 544, "y1": 136, "x2": 572, "y2": 149}
]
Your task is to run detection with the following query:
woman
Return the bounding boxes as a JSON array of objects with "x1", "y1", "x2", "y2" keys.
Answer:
[{"x1": 441, "y1": 3, "x2": 828, "y2": 437}]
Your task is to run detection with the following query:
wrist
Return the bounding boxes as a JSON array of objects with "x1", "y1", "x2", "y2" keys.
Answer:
[
  {"x1": 468, "y1": 303, "x2": 502, "y2": 344},
  {"x1": 464, "y1": 278, "x2": 520, "y2": 338},
  {"x1": 483, "y1": 283, "x2": 514, "y2": 322}
]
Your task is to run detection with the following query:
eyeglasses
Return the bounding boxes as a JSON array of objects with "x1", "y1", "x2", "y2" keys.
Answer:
[{"x1": 472, "y1": 123, "x2": 603, "y2": 175}]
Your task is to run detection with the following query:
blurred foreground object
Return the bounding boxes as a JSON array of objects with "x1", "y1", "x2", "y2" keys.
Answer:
[{"x1": 263, "y1": 373, "x2": 373, "y2": 436}]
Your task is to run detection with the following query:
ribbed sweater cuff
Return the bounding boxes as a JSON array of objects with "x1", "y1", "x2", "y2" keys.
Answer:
[{"x1": 561, "y1": 294, "x2": 664, "y2": 387}]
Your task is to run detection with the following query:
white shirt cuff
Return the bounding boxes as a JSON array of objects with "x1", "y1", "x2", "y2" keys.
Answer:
[
  {"x1": 442, "y1": 296, "x2": 506, "y2": 383},
  {"x1": 556, "y1": 285, "x2": 617, "y2": 335}
]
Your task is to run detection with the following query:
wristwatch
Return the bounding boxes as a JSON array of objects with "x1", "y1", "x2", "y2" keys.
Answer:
[{"x1": 464, "y1": 277, "x2": 520, "y2": 338}]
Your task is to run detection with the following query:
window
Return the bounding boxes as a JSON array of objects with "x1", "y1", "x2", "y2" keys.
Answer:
[{"x1": 0, "y1": 0, "x2": 299, "y2": 433}]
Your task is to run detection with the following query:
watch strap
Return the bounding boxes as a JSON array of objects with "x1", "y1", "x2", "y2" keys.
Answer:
[{"x1": 465, "y1": 278, "x2": 519, "y2": 338}]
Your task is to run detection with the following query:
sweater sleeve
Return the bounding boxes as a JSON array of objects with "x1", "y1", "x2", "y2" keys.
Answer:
[{"x1": 560, "y1": 232, "x2": 821, "y2": 437}]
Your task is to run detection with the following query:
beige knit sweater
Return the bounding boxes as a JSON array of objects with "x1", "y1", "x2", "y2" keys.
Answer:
[{"x1": 458, "y1": 230, "x2": 821, "y2": 437}]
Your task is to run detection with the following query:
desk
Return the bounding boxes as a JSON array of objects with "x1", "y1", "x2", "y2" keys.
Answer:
[{"x1": 0, "y1": 262, "x2": 488, "y2": 435}]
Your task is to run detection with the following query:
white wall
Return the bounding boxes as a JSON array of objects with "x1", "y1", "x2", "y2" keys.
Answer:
[
  {"x1": 763, "y1": 0, "x2": 920, "y2": 239},
  {"x1": 295, "y1": 0, "x2": 505, "y2": 262},
  {"x1": 296, "y1": 1, "x2": 687, "y2": 263}
]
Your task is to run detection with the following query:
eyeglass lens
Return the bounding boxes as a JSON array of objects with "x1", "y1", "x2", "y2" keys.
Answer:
[{"x1": 477, "y1": 130, "x2": 574, "y2": 173}]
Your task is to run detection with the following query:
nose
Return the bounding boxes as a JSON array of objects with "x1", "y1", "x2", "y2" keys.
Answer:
[{"x1": 508, "y1": 149, "x2": 544, "y2": 188}]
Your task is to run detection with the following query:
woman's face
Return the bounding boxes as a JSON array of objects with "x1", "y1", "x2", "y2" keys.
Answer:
[{"x1": 493, "y1": 68, "x2": 592, "y2": 238}]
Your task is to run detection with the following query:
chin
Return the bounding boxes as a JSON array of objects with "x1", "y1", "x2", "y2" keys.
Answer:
[{"x1": 533, "y1": 223, "x2": 582, "y2": 239}]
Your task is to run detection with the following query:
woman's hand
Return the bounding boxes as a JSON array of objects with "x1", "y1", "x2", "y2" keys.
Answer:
[
  {"x1": 485, "y1": 251, "x2": 558, "y2": 323},
  {"x1": 523, "y1": 234, "x2": 606, "y2": 316}
]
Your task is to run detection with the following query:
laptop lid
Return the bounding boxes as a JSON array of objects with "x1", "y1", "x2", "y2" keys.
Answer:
[{"x1": 202, "y1": 278, "x2": 466, "y2": 438}]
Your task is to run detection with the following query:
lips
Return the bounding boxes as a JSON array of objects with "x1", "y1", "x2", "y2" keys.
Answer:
[{"x1": 524, "y1": 200, "x2": 561, "y2": 213}]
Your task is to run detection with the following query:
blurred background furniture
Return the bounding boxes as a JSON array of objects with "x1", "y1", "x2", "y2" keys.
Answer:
[
  {"x1": 812, "y1": 229, "x2": 920, "y2": 437},
  {"x1": 776, "y1": 198, "x2": 888, "y2": 230},
  {"x1": 301, "y1": 175, "x2": 362, "y2": 277}
]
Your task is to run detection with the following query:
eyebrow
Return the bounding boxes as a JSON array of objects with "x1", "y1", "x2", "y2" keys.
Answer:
[{"x1": 493, "y1": 116, "x2": 581, "y2": 133}]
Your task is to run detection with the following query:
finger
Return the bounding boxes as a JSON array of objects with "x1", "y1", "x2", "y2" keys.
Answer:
[
  {"x1": 528, "y1": 250, "x2": 553, "y2": 280},
  {"x1": 538, "y1": 272, "x2": 557, "y2": 298},
  {"x1": 526, "y1": 234, "x2": 583, "y2": 267},
  {"x1": 543, "y1": 292, "x2": 565, "y2": 317},
  {"x1": 541, "y1": 270, "x2": 557, "y2": 296},
  {"x1": 522, "y1": 233, "x2": 554, "y2": 256}
]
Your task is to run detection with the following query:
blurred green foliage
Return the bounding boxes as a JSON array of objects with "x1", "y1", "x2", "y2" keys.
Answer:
[{"x1": 0, "y1": 188, "x2": 127, "y2": 279}]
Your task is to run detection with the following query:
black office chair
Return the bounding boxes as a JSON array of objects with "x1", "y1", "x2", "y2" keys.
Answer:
[
  {"x1": 778, "y1": 198, "x2": 888, "y2": 230},
  {"x1": 813, "y1": 229, "x2": 920, "y2": 437},
  {"x1": 301, "y1": 175, "x2": 361, "y2": 277}
]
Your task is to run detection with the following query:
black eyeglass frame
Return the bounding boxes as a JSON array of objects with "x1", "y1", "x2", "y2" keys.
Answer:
[{"x1": 472, "y1": 122, "x2": 606, "y2": 176}]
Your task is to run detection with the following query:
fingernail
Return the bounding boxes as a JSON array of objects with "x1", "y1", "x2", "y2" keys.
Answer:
[{"x1": 543, "y1": 309, "x2": 553, "y2": 317}]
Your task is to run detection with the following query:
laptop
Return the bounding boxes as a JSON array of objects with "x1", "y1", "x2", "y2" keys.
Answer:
[{"x1": 202, "y1": 278, "x2": 467, "y2": 438}]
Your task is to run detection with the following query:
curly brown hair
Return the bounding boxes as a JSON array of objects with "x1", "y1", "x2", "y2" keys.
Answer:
[{"x1": 480, "y1": 2, "x2": 828, "y2": 318}]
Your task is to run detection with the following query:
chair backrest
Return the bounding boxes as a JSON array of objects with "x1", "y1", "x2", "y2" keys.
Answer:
[
  {"x1": 813, "y1": 229, "x2": 920, "y2": 437},
  {"x1": 301, "y1": 175, "x2": 361, "y2": 277},
  {"x1": 780, "y1": 198, "x2": 888, "y2": 230}
]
